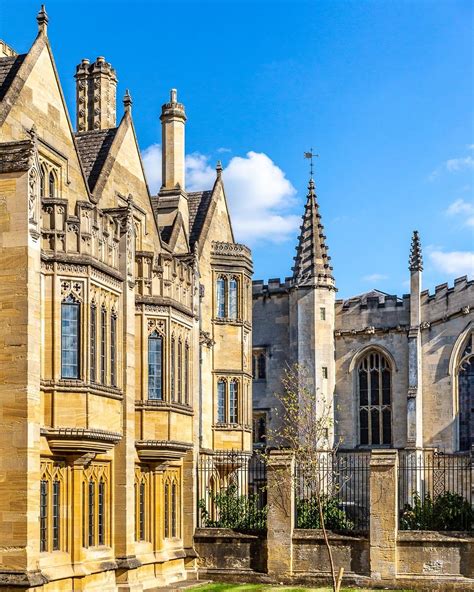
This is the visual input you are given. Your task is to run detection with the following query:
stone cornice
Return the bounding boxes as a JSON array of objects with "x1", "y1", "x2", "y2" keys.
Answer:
[{"x1": 41, "y1": 427, "x2": 122, "y2": 454}]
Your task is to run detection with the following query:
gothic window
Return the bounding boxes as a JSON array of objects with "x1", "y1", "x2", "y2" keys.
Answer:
[
  {"x1": 171, "y1": 481, "x2": 178, "y2": 537},
  {"x1": 90, "y1": 302, "x2": 97, "y2": 383},
  {"x1": 148, "y1": 330, "x2": 163, "y2": 400},
  {"x1": 110, "y1": 312, "x2": 117, "y2": 387},
  {"x1": 40, "y1": 164, "x2": 47, "y2": 196},
  {"x1": 252, "y1": 349, "x2": 266, "y2": 380},
  {"x1": 48, "y1": 170, "x2": 56, "y2": 197},
  {"x1": 216, "y1": 277, "x2": 226, "y2": 318},
  {"x1": 184, "y1": 341, "x2": 190, "y2": 405},
  {"x1": 322, "y1": 366, "x2": 328, "y2": 379},
  {"x1": 171, "y1": 336, "x2": 176, "y2": 402},
  {"x1": 458, "y1": 332, "x2": 474, "y2": 451},
  {"x1": 177, "y1": 338, "x2": 183, "y2": 403},
  {"x1": 164, "y1": 481, "x2": 170, "y2": 538},
  {"x1": 358, "y1": 351, "x2": 392, "y2": 446},
  {"x1": 217, "y1": 379, "x2": 226, "y2": 423},
  {"x1": 39, "y1": 461, "x2": 66, "y2": 553},
  {"x1": 83, "y1": 463, "x2": 109, "y2": 548},
  {"x1": 253, "y1": 412, "x2": 267, "y2": 444},
  {"x1": 100, "y1": 307, "x2": 107, "y2": 384},
  {"x1": 61, "y1": 294, "x2": 80, "y2": 379},
  {"x1": 229, "y1": 277, "x2": 238, "y2": 319},
  {"x1": 229, "y1": 381, "x2": 239, "y2": 423},
  {"x1": 320, "y1": 307, "x2": 326, "y2": 321},
  {"x1": 134, "y1": 466, "x2": 150, "y2": 542}
]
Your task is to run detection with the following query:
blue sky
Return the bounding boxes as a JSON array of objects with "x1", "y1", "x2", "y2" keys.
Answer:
[{"x1": 1, "y1": 0, "x2": 473, "y2": 298}]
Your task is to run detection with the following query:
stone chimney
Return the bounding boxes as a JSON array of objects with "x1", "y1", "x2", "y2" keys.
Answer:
[
  {"x1": 75, "y1": 57, "x2": 117, "y2": 132},
  {"x1": 160, "y1": 89, "x2": 187, "y2": 191}
]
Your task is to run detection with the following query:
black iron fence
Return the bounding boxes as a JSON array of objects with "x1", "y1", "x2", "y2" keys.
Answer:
[
  {"x1": 197, "y1": 450, "x2": 267, "y2": 532},
  {"x1": 295, "y1": 450, "x2": 371, "y2": 533},
  {"x1": 398, "y1": 449, "x2": 473, "y2": 531}
]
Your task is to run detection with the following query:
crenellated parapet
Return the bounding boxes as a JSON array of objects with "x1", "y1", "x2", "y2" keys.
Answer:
[{"x1": 252, "y1": 277, "x2": 292, "y2": 298}]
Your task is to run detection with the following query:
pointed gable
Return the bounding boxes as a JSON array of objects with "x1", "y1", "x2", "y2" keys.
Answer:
[
  {"x1": 292, "y1": 177, "x2": 335, "y2": 289},
  {"x1": 75, "y1": 128, "x2": 118, "y2": 192}
]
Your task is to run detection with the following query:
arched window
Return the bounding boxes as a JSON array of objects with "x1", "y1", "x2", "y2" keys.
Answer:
[
  {"x1": 171, "y1": 481, "x2": 178, "y2": 537},
  {"x1": 177, "y1": 338, "x2": 183, "y2": 403},
  {"x1": 217, "y1": 379, "x2": 226, "y2": 423},
  {"x1": 100, "y1": 306, "x2": 107, "y2": 384},
  {"x1": 257, "y1": 353, "x2": 266, "y2": 379},
  {"x1": 164, "y1": 482, "x2": 170, "y2": 538},
  {"x1": 170, "y1": 336, "x2": 176, "y2": 402},
  {"x1": 61, "y1": 294, "x2": 80, "y2": 379},
  {"x1": 229, "y1": 278, "x2": 238, "y2": 319},
  {"x1": 358, "y1": 351, "x2": 392, "y2": 446},
  {"x1": 458, "y1": 333, "x2": 473, "y2": 451},
  {"x1": 229, "y1": 380, "x2": 238, "y2": 424},
  {"x1": 148, "y1": 330, "x2": 163, "y2": 400},
  {"x1": 184, "y1": 341, "x2": 190, "y2": 405},
  {"x1": 40, "y1": 164, "x2": 47, "y2": 196},
  {"x1": 110, "y1": 311, "x2": 117, "y2": 387},
  {"x1": 90, "y1": 302, "x2": 97, "y2": 383},
  {"x1": 48, "y1": 170, "x2": 56, "y2": 197},
  {"x1": 216, "y1": 277, "x2": 226, "y2": 318}
]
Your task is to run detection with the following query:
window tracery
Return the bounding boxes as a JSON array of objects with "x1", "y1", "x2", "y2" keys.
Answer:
[{"x1": 458, "y1": 331, "x2": 474, "y2": 451}]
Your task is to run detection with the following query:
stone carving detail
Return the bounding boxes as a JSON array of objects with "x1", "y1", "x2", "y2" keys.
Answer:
[
  {"x1": 200, "y1": 331, "x2": 215, "y2": 348},
  {"x1": 61, "y1": 279, "x2": 83, "y2": 301},
  {"x1": 420, "y1": 321, "x2": 431, "y2": 330},
  {"x1": 462, "y1": 306, "x2": 470, "y2": 315},
  {"x1": 147, "y1": 318, "x2": 165, "y2": 335},
  {"x1": 364, "y1": 326, "x2": 375, "y2": 335}
]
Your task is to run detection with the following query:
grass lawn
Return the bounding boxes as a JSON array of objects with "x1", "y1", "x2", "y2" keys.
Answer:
[{"x1": 192, "y1": 584, "x2": 415, "y2": 592}]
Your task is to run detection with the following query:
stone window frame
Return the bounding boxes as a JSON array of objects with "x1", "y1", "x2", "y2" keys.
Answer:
[
  {"x1": 163, "y1": 469, "x2": 180, "y2": 540},
  {"x1": 40, "y1": 459, "x2": 67, "y2": 553},
  {"x1": 89, "y1": 287, "x2": 120, "y2": 391},
  {"x1": 214, "y1": 273, "x2": 241, "y2": 322},
  {"x1": 215, "y1": 376, "x2": 241, "y2": 426},
  {"x1": 134, "y1": 465, "x2": 151, "y2": 543},
  {"x1": 252, "y1": 410, "x2": 267, "y2": 445},
  {"x1": 449, "y1": 322, "x2": 474, "y2": 451},
  {"x1": 349, "y1": 344, "x2": 397, "y2": 449},
  {"x1": 252, "y1": 347, "x2": 267, "y2": 381},
  {"x1": 82, "y1": 462, "x2": 110, "y2": 549},
  {"x1": 60, "y1": 292, "x2": 81, "y2": 380},
  {"x1": 39, "y1": 158, "x2": 61, "y2": 198}
]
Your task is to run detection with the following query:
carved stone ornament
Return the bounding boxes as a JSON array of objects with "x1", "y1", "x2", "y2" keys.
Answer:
[
  {"x1": 420, "y1": 321, "x2": 431, "y2": 330},
  {"x1": 364, "y1": 326, "x2": 375, "y2": 335},
  {"x1": 200, "y1": 331, "x2": 215, "y2": 348},
  {"x1": 407, "y1": 386, "x2": 417, "y2": 399},
  {"x1": 147, "y1": 318, "x2": 165, "y2": 335},
  {"x1": 61, "y1": 280, "x2": 83, "y2": 301},
  {"x1": 462, "y1": 306, "x2": 470, "y2": 315}
]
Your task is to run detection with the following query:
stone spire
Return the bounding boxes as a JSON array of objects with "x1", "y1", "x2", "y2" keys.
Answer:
[
  {"x1": 123, "y1": 89, "x2": 132, "y2": 113},
  {"x1": 292, "y1": 177, "x2": 335, "y2": 289},
  {"x1": 160, "y1": 88, "x2": 187, "y2": 191},
  {"x1": 409, "y1": 230, "x2": 423, "y2": 272},
  {"x1": 37, "y1": 4, "x2": 48, "y2": 35}
]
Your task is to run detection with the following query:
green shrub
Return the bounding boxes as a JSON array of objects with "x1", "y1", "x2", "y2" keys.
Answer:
[
  {"x1": 400, "y1": 491, "x2": 473, "y2": 531},
  {"x1": 296, "y1": 495, "x2": 354, "y2": 531},
  {"x1": 198, "y1": 483, "x2": 267, "y2": 532}
]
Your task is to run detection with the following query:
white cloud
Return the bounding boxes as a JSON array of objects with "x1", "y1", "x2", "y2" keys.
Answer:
[
  {"x1": 142, "y1": 145, "x2": 299, "y2": 244},
  {"x1": 223, "y1": 151, "x2": 299, "y2": 243},
  {"x1": 429, "y1": 249, "x2": 474, "y2": 276},
  {"x1": 185, "y1": 153, "x2": 215, "y2": 192},
  {"x1": 446, "y1": 156, "x2": 474, "y2": 172},
  {"x1": 217, "y1": 147, "x2": 232, "y2": 153},
  {"x1": 362, "y1": 273, "x2": 388, "y2": 282},
  {"x1": 446, "y1": 198, "x2": 474, "y2": 227},
  {"x1": 142, "y1": 143, "x2": 162, "y2": 194}
]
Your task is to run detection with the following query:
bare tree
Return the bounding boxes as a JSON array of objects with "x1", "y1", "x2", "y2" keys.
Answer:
[{"x1": 268, "y1": 363, "x2": 344, "y2": 592}]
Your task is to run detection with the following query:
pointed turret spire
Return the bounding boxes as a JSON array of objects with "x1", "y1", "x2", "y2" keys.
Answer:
[
  {"x1": 37, "y1": 4, "x2": 48, "y2": 34},
  {"x1": 123, "y1": 89, "x2": 132, "y2": 113},
  {"x1": 216, "y1": 160, "x2": 223, "y2": 179},
  {"x1": 409, "y1": 230, "x2": 423, "y2": 272},
  {"x1": 292, "y1": 176, "x2": 335, "y2": 289}
]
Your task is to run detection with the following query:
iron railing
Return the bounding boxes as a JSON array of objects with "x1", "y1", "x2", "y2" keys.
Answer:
[
  {"x1": 295, "y1": 450, "x2": 371, "y2": 533},
  {"x1": 398, "y1": 449, "x2": 473, "y2": 531},
  {"x1": 197, "y1": 450, "x2": 267, "y2": 532}
]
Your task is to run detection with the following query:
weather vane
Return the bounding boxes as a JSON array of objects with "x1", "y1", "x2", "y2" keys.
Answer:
[{"x1": 304, "y1": 148, "x2": 319, "y2": 178}]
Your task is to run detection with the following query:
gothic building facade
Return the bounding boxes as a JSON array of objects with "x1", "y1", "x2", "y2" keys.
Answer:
[
  {"x1": 0, "y1": 8, "x2": 252, "y2": 591},
  {"x1": 253, "y1": 181, "x2": 474, "y2": 454}
]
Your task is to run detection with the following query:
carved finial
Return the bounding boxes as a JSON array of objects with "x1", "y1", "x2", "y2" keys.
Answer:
[
  {"x1": 37, "y1": 4, "x2": 48, "y2": 34},
  {"x1": 170, "y1": 88, "x2": 177, "y2": 103},
  {"x1": 216, "y1": 160, "x2": 223, "y2": 178},
  {"x1": 409, "y1": 230, "x2": 423, "y2": 272},
  {"x1": 123, "y1": 89, "x2": 132, "y2": 112},
  {"x1": 28, "y1": 124, "x2": 38, "y2": 143}
]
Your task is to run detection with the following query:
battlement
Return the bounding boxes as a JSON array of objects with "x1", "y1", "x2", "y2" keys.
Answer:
[
  {"x1": 420, "y1": 275, "x2": 473, "y2": 303},
  {"x1": 253, "y1": 277, "x2": 292, "y2": 296},
  {"x1": 335, "y1": 291, "x2": 410, "y2": 313}
]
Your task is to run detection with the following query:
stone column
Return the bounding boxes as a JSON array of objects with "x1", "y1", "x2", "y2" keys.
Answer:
[
  {"x1": 267, "y1": 450, "x2": 295, "y2": 579},
  {"x1": 369, "y1": 450, "x2": 398, "y2": 582},
  {"x1": 182, "y1": 450, "x2": 198, "y2": 578}
]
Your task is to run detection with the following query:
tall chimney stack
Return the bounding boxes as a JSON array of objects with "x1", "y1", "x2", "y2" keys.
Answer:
[
  {"x1": 75, "y1": 57, "x2": 117, "y2": 132},
  {"x1": 160, "y1": 88, "x2": 187, "y2": 191}
]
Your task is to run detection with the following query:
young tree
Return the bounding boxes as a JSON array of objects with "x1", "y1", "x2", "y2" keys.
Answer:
[{"x1": 268, "y1": 363, "x2": 344, "y2": 592}]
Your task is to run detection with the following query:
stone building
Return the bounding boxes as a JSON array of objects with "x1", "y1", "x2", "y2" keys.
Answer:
[
  {"x1": 253, "y1": 178, "x2": 474, "y2": 453},
  {"x1": 0, "y1": 8, "x2": 251, "y2": 591}
]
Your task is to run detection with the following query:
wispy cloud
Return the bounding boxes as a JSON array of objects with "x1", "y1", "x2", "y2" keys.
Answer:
[
  {"x1": 429, "y1": 147, "x2": 474, "y2": 180},
  {"x1": 428, "y1": 248, "x2": 474, "y2": 276},
  {"x1": 446, "y1": 198, "x2": 474, "y2": 227},
  {"x1": 362, "y1": 273, "x2": 388, "y2": 282},
  {"x1": 142, "y1": 145, "x2": 299, "y2": 244},
  {"x1": 217, "y1": 147, "x2": 232, "y2": 154}
]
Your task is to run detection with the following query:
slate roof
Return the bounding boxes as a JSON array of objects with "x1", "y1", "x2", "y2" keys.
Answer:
[
  {"x1": 343, "y1": 289, "x2": 401, "y2": 305},
  {"x1": 0, "y1": 139, "x2": 34, "y2": 173},
  {"x1": 188, "y1": 190, "x2": 213, "y2": 246},
  {"x1": 75, "y1": 128, "x2": 117, "y2": 191},
  {"x1": 0, "y1": 54, "x2": 26, "y2": 101}
]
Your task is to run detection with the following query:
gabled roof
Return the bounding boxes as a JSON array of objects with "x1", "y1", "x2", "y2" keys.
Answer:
[
  {"x1": 0, "y1": 54, "x2": 25, "y2": 101},
  {"x1": 188, "y1": 190, "x2": 213, "y2": 246},
  {"x1": 343, "y1": 289, "x2": 402, "y2": 305},
  {"x1": 75, "y1": 128, "x2": 118, "y2": 192}
]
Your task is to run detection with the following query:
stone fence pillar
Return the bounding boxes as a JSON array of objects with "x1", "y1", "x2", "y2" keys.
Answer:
[
  {"x1": 369, "y1": 449, "x2": 398, "y2": 582},
  {"x1": 267, "y1": 450, "x2": 295, "y2": 579}
]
